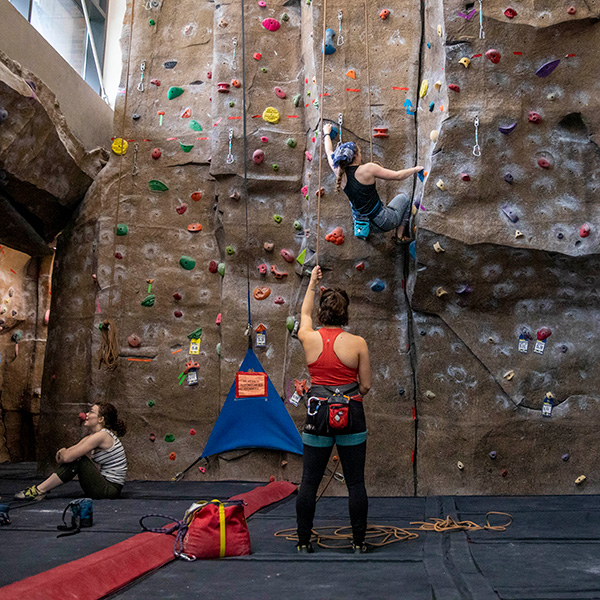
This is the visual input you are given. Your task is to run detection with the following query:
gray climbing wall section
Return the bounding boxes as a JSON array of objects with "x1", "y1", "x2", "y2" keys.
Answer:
[{"x1": 39, "y1": 0, "x2": 599, "y2": 495}]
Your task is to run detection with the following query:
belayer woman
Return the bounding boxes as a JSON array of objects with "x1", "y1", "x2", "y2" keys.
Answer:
[
  {"x1": 323, "y1": 122, "x2": 423, "y2": 243},
  {"x1": 296, "y1": 265, "x2": 372, "y2": 553}
]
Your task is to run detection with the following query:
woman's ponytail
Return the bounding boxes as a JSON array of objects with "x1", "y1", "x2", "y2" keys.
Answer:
[{"x1": 97, "y1": 402, "x2": 127, "y2": 437}]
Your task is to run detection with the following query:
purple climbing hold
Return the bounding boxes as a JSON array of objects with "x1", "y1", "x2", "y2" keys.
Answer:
[
  {"x1": 504, "y1": 173, "x2": 514, "y2": 184},
  {"x1": 499, "y1": 121, "x2": 517, "y2": 135},
  {"x1": 535, "y1": 59, "x2": 560, "y2": 78},
  {"x1": 502, "y1": 205, "x2": 519, "y2": 223},
  {"x1": 489, "y1": 451, "x2": 497, "y2": 459},
  {"x1": 562, "y1": 453, "x2": 570, "y2": 461},
  {"x1": 456, "y1": 284, "x2": 472, "y2": 294}
]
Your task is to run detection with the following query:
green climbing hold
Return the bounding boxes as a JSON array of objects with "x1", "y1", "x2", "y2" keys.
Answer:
[
  {"x1": 189, "y1": 120, "x2": 202, "y2": 131},
  {"x1": 273, "y1": 214, "x2": 283, "y2": 223},
  {"x1": 294, "y1": 220, "x2": 303, "y2": 231},
  {"x1": 217, "y1": 262, "x2": 225, "y2": 277},
  {"x1": 167, "y1": 86, "x2": 184, "y2": 100},
  {"x1": 180, "y1": 256, "x2": 196, "y2": 270},
  {"x1": 179, "y1": 142, "x2": 194, "y2": 153},
  {"x1": 226, "y1": 245, "x2": 235, "y2": 255},
  {"x1": 281, "y1": 12, "x2": 290, "y2": 21},
  {"x1": 187, "y1": 327, "x2": 203, "y2": 339},
  {"x1": 286, "y1": 316, "x2": 295, "y2": 331},
  {"x1": 229, "y1": 101, "x2": 235, "y2": 107},
  {"x1": 149, "y1": 18, "x2": 156, "y2": 25},
  {"x1": 216, "y1": 342, "x2": 222, "y2": 357},
  {"x1": 116, "y1": 224, "x2": 128, "y2": 236},
  {"x1": 314, "y1": 100, "x2": 319, "y2": 110},
  {"x1": 293, "y1": 94, "x2": 301, "y2": 107},
  {"x1": 296, "y1": 248, "x2": 307, "y2": 265},
  {"x1": 149, "y1": 180, "x2": 169, "y2": 192},
  {"x1": 148, "y1": 400, "x2": 155, "y2": 407},
  {"x1": 141, "y1": 294, "x2": 156, "y2": 307},
  {"x1": 272, "y1": 164, "x2": 279, "y2": 171},
  {"x1": 261, "y1": 67, "x2": 268, "y2": 73},
  {"x1": 286, "y1": 138, "x2": 297, "y2": 148},
  {"x1": 165, "y1": 434, "x2": 175, "y2": 442}
]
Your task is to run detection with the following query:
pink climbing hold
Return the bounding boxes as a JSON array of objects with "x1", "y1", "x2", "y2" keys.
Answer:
[
  {"x1": 448, "y1": 84, "x2": 460, "y2": 93},
  {"x1": 270, "y1": 265, "x2": 288, "y2": 279},
  {"x1": 579, "y1": 223, "x2": 591, "y2": 238},
  {"x1": 207, "y1": 71, "x2": 212, "y2": 79},
  {"x1": 264, "y1": 242, "x2": 274, "y2": 252},
  {"x1": 485, "y1": 49, "x2": 501, "y2": 64},
  {"x1": 537, "y1": 157, "x2": 551, "y2": 169},
  {"x1": 258, "y1": 0, "x2": 266, "y2": 6},
  {"x1": 149, "y1": 433, "x2": 156, "y2": 442},
  {"x1": 274, "y1": 86, "x2": 286, "y2": 99},
  {"x1": 528, "y1": 111, "x2": 542, "y2": 124},
  {"x1": 128, "y1": 334, "x2": 141, "y2": 348},
  {"x1": 150, "y1": 78, "x2": 161, "y2": 86},
  {"x1": 305, "y1": 151, "x2": 313, "y2": 161},
  {"x1": 208, "y1": 260, "x2": 219, "y2": 273},
  {"x1": 504, "y1": 7, "x2": 517, "y2": 18},
  {"x1": 79, "y1": 412, "x2": 87, "y2": 423},
  {"x1": 301, "y1": 185, "x2": 308, "y2": 196},
  {"x1": 258, "y1": 263, "x2": 268, "y2": 275},
  {"x1": 262, "y1": 18, "x2": 281, "y2": 31},
  {"x1": 261, "y1": 136, "x2": 269, "y2": 143},
  {"x1": 536, "y1": 327, "x2": 552, "y2": 341},
  {"x1": 325, "y1": 226, "x2": 345, "y2": 245},
  {"x1": 216, "y1": 313, "x2": 222, "y2": 325},
  {"x1": 152, "y1": 148, "x2": 162, "y2": 159},
  {"x1": 253, "y1": 149, "x2": 265, "y2": 164},
  {"x1": 176, "y1": 204, "x2": 188, "y2": 215},
  {"x1": 274, "y1": 296, "x2": 285, "y2": 305},
  {"x1": 567, "y1": 5, "x2": 576, "y2": 14},
  {"x1": 280, "y1": 249, "x2": 295, "y2": 263}
]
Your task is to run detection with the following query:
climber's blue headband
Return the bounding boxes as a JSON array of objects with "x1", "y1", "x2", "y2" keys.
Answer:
[{"x1": 331, "y1": 142, "x2": 357, "y2": 169}]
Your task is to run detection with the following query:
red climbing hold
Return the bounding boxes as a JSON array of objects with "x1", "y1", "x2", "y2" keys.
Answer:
[
  {"x1": 270, "y1": 265, "x2": 288, "y2": 279},
  {"x1": 209, "y1": 260, "x2": 219, "y2": 273},
  {"x1": 187, "y1": 223, "x2": 202, "y2": 232},
  {"x1": 269, "y1": 475, "x2": 276, "y2": 482},
  {"x1": 207, "y1": 71, "x2": 212, "y2": 79},
  {"x1": 149, "y1": 433, "x2": 156, "y2": 442},
  {"x1": 537, "y1": 157, "x2": 551, "y2": 169},
  {"x1": 579, "y1": 223, "x2": 591, "y2": 237},
  {"x1": 273, "y1": 86, "x2": 286, "y2": 99},
  {"x1": 128, "y1": 334, "x2": 141, "y2": 348},
  {"x1": 191, "y1": 191, "x2": 202, "y2": 201},
  {"x1": 79, "y1": 412, "x2": 86, "y2": 422},
  {"x1": 504, "y1": 7, "x2": 517, "y2": 18},
  {"x1": 325, "y1": 226, "x2": 345, "y2": 245},
  {"x1": 217, "y1": 82, "x2": 231, "y2": 93},
  {"x1": 176, "y1": 204, "x2": 188, "y2": 215},
  {"x1": 190, "y1": 429, "x2": 196, "y2": 435},
  {"x1": 114, "y1": 252, "x2": 123, "y2": 259},
  {"x1": 280, "y1": 249, "x2": 295, "y2": 262},
  {"x1": 461, "y1": 173, "x2": 471, "y2": 182},
  {"x1": 253, "y1": 52, "x2": 262, "y2": 60},
  {"x1": 536, "y1": 327, "x2": 552, "y2": 341},
  {"x1": 150, "y1": 78, "x2": 161, "y2": 86},
  {"x1": 356, "y1": 262, "x2": 365, "y2": 271},
  {"x1": 448, "y1": 84, "x2": 460, "y2": 93},
  {"x1": 373, "y1": 127, "x2": 389, "y2": 138},
  {"x1": 169, "y1": 452, "x2": 176, "y2": 461},
  {"x1": 152, "y1": 148, "x2": 162, "y2": 159},
  {"x1": 231, "y1": 79, "x2": 241, "y2": 88},
  {"x1": 528, "y1": 111, "x2": 542, "y2": 124},
  {"x1": 173, "y1": 292, "x2": 182, "y2": 300},
  {"x1": 174, "y1": 311, "x2": 183, "y2": 318},
  {"x1": 485, "y1": 49, "x2": 501, "y2": 64},
  {"x1": 258, "y1": 263, "x2": 268, "y2": 275}
]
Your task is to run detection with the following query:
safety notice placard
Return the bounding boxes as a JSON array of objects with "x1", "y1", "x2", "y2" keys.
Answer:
[{"x1": 235, "y1": 371, "x2": 268, "y2": 398}]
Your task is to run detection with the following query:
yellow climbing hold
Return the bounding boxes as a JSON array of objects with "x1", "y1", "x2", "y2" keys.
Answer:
[
  {"x1": 436, "y1": 287, "x2": 448, "y2": 297},
  {"x1": 459, "y1": 57, "x2": 471, "y2": 68},
  {"x1": 419, "y1": 79, "x2": 428, "y2": 98},
  {"x1": 434, "y1": 80, "x2": 442, "y2": 91},
  {"x1": 515, "y1": 230, "x2": 524, "y2": 238},
  {"x1": 437, "y1": 24, "x2": 442, "y2": 36},
  {"x1": 112, "y1": 138, "x2": 128, "y2": 155},
  {"x1": 575, "y1": 475, "x2": 586, "y2": 485},
  {"x1": 503, "y1": 370, "x2": 515, "y2": 381},
  {"x1": 457, "y1": 461, "x2": 465, "y2": 471},
  {"x1": 433, "y1": 241, "x2": 445, "y2": 253},
  {"x1": 436, "y1": 178, "x2": 446, "y2": 190},
  {"x1": 262, "y1": 107, "x2": 280, "y2": 124}
]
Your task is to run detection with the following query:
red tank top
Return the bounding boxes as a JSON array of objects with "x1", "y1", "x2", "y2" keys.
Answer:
[{"x1": 307, "y1": 328, "x2": 358, "y2": 386}]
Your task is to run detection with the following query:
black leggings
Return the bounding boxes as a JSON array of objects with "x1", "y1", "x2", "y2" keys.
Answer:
[{"x1": 296, "y1": 441, "x2": 368, "y2": 545}]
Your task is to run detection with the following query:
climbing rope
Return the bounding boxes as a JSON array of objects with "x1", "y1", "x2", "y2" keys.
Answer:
[
  {"x1": 274, "y1": 511, "x2": 513, "y2": 549},
  {"x1": 98, "y1": 318, "x2": 119, "y2": 369},
  {"x1": 363, "y1": 0, "x2": 373, "y2": 162}
]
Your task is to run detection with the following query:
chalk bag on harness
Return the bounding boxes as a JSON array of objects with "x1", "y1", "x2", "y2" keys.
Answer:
[
  {"x1": 328, "y1": 391, "x2": 351, "y2": 430},
  {"x1": 57, "y1": 498, "x2": 93, "y2": 537},
  {"x1": 353, "y1": 217, "x2": 370, "y2": 239}
]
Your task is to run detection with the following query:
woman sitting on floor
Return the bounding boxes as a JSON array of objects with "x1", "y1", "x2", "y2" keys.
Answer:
[{"x1": 14, "y1": 402, "x2": 127, "y2": 501}]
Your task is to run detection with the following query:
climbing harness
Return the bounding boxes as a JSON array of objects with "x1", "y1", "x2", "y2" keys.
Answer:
[
  {"x1": 132, "y1": 143, "x2": 139, "y2": 176},
  {"x1": 473, "y1": 115, "x2": 481, "y2": 156},
  {"x1": 337, "y1": 11, "x2": 344, "y2": 46},
  {"x1": 137, "y1": 61, "x2": 146, "y2": 92},
  {"x1": 226, "y1": 128, "x2": 234, "y2": 164},
  {"x1": 478, "y1": 0, "x2": 485, "y2": 39},
  {"x1": 231, "y1": 38, "x2": 238, "y2": 70}
]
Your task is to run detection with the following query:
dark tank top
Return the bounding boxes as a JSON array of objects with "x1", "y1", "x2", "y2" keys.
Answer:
[{"x1": 343, "y1": 165, "x2": 383, "y2": 217}]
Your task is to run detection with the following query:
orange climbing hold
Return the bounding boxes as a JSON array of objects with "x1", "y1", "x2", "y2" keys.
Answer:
[
  {"x1": 181, "y1": 108, "x2": 192, "y2": 118},
  {"x1": 373, "y1": 127, "x2": 389, "y2": 138},
  {"x1": 191, "y1": 191, "x2": 202, "y2": 201},
  {"x1": 254, "y1": 287, "x2": 272, "y2": 300},
  {"x1": 169, "y1": 452, "x2": 176, "y2": 461},
  {"x1": 187, "y1": 223, "x2": 202, "y2": 232},
  {"x1": 326, "y1": 226, "x2": 345, "y2": 245},
  {"x1": 270, "y1": 265, "x2": 288, "y2": 279},
  {"x1": 346, "y1": 70, "x2": 356, "y2": 79}
]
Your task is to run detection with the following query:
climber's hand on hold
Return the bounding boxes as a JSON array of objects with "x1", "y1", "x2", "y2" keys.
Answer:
[
  {"x1": 323, "y1": 123, "x2": 333, "y2": 136},
  {"x1": 309, "y1": 265, "x2": 322, "y2": 289}
]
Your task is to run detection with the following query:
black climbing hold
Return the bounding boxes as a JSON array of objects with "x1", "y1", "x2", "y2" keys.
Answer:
[
  {"x1": 163, "y1": 60, "x2": 178, "y2": 69},
  {"x1": 561, "y1": 345, "x2": 568, "y2": 353},
  {"x1": 504, "y1": 173, "x2": 514, "y2": 184},
  {"x1": 0, "y1": 108, "x2": 8, "y2": 121},
  {"x1": 132, "y1": 113, "x2": 141, "y2": 120},
  {"x1": 189, "y1": 80, "x2": 204, "y2": 85},
  {"x1": 557, "y1": 232, "x2": 564, "y2": 239},
  {"x1": 398, "y1": 387, "x2": 405, "y2": 396},
  {"x1": 420, "y1": 330, "x2": 427, "y2": 336}
]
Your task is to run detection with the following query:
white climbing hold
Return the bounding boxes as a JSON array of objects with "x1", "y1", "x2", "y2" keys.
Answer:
[
  {"x1": 430, "y1": 130, "x2": 439, "y2": 143},
  {"x1": 433, "y1": 241, "x2": 445, "y2": 253},
  {"x1": 457, "y1": 461, "x2": 465, "y2": 470},
  {"x1": 425, "y1": 390, "x2": 436, "y2": 399},
  {"x1": 434, "y1": 80, "x2": 442, "y2": 91},
  {"x1": 436, "y1": 178, "x2": 446, "y2": 190},
  {"x1": 503, "y1": 370, "x2": 515, "y2": 381}
]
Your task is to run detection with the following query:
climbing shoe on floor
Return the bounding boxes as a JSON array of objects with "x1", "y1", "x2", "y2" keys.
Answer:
[
  {"x1": 351, "y1": 542, "x2": 371, "y2": 555},
  {"x1": 13, "y1": 485, "x2": 47, "y2": 501},
  {"x1": 296, "y1": 542, "x2": 315, "y2": 554}
]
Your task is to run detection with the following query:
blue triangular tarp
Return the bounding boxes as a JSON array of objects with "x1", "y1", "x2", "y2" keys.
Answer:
[{"x1": 201, "y1": 349, "x2": 303, "y2": 458}]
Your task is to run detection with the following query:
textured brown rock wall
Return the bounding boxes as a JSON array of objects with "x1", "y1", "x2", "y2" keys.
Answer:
[{"x1": 39, "y1": 0, "x2": 599, "y2": 495}]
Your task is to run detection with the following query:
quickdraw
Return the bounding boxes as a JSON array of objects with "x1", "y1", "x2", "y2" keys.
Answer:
[
  {"x1": 137, "y1": 61, "x2": 146, "y2": 92},
  {"x1": 226, "y1": 128, "x2": 234, "y2": 164}
]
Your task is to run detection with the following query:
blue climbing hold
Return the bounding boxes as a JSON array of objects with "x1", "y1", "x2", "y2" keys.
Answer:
[
  {"x1": 371, "y1": 279, "x2": 385, "y2": 292},
  {"x1": 323, "y1": 28, "x2": 336, "y2": 54},
  {"x1": 429, "y1": 102, "x2": 435, "y2": 112},
  {"x1": 409, "y1": 240, "x2": 416, "y2": 259}
]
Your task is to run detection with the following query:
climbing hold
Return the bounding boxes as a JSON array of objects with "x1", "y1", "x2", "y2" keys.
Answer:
[
  {"x1": 149, "y1": 180, "x2": 169, "y2": 192},
  {"x1": 323, "y1": 28, "x2": 336, "y2": 54},
  {"x1": 425, "y1": 390, "x2": 436, "y2": 399},
  {"x1": 163, "y1": 60, "x2": 177, "y2": 69},
  {"x1": 217, "y1": 82, "x2": 231, "y2": 93},
  {"x1": 273, "y1": 214, "x2": 283, "y2": 224},
  {"x1": 504, "y1": 7, "x2": 517, "y2": 18},
  {"x1": 262, "y1": 106, "x2": 280, "y2": 124},
  {"x1": 448, "y1": 84, "x2": 460, "y2": 93},
  {"x1": 485, "y1": 49, "x2": 501, "y2": 64},
  {"x1": 436, "y1": 179, "x2": 446, "y2": 190},
  {"x1": 174, "y1": 310, "x2": 183, "y2": 318},
  {"x1": 502, "y1": 205, "x2": 519, "y2": 223},
  {"x1": 325, "y1": 226, "x2": 345, "y2": 245},
  {"x1": 253, "y1": 149, "x2": 265, "y2": 164},
  {"x1": 373, "y1": 128, "x2": 389, "y2": 138},
  {"x1": 167, "y1": 86, "x2": 184, "y2": 99},
  {"x1": 437, "y1": 24, "x2": 442, "y2": 36},
  {"x1": 280, "y1": 249, "x2": 295, "y2": 262},
  {"x1": 515, "y1": 230, "x2": 524, "y2": 238},
  {"x1": 216, "y1": 313, "x2": 221, "y2": 326},
  {"x1": 489, "y1": 451, "x2": 497, "y2": 459},
  {"x1": 0, "y1": 108, "x2": 8, "y2": 121},
  {"x1": 457, "y1": 461, "x2": 465, "y2": 471},
  {"x1": 504, "y1": 173, "x2": 514, "y2": 184},
  {"x1": 169, "y1": 453, "x2": 176, "y2": 461},
  {"x1": 461, "y1": 173, "x2": 470, "y2": 182},
  {"x1": 254, "y1": 287, "x2": 271, "y2": 300},
  {"x1": 429, "y1": 102, "x2": 435, "y2": 112},
  {"x1": 305, "y1": 151, "x2": 313, "y2": 161},
  {"x1": 503, "y1": 370, "x2": 515, "y2": 380},
  {"x1": 459, "y1": 57, "x2": 471, "y2": 68},
  {"x1": 258, "y1": 0, "x2": 266, "y2": 6},
  {"x1": 217, "y1": 263, "x2": 225, "y2": 277},
  {"x1": 180, "y1": 256, "x2": 196, "y2": 270},
  {"x1": 536, "y1": 59, "x2": 561, "y2": 78},
  {"x1": 179, "y1": 142, "x2": 194, "y2": 153},
  {"x1": 356, "y1": 262, "x2": 365, "y2": 271},
  {"x1": 187, "y1": 223, "x2": 202, "y2": 232},
  {"x1": 132, "y1": 113, "x2": 141, "y2": 120},
  {"x1": 115, "y1": 252, "x2": 123, "y2": 260},
  {"x1": 191, "y1": 191, "x2": 202, "y2": 201},
  {"x1": 433, "y1": 242, "x2": 445, "y2": 253},
  {"x1": 181, "y1": 107, "x2": 192, "y2": 118},
  {"x1": 371, "y1": 279, "x2": 385, "y2": 292},
  {"x1": 231, "y1": 79, "x2": 241, "y2": 88},
  {"x1": 346, "y1": 70, "x2": 356, "y2": 79},
  {"x1": 274, "y1": 296, "x2": 285, "y2": 305},
  {"x1": 152, "y1": 148, "x2": 162, "y2": 159},
  {"x1": 528, "y1": 111, "x2": 542, "y2": 124},
  {"x1": 111, "y1": 138, "x2": 128, "y2": 155},
  {"x1": 294, "y1": 220, "x2": 303, "y2": 231},
  {"x1": 537, "y1": 157, "x2": 551, "y2": 169},
  {"x1": 206, "y1": 261, "x2": 217, "y2": 274},
  {"x1": 262, "y1": 18, "x2": 281, "y2": 31},
  {"x1": 499, "y1": 121, "x2": 517, "y2": 135},
  {"x1": 173, "y1": 293, "x2": 182, "y2": 300},
  {"x1": 436, "y1": 287, "x2": 448, "y2": 297},
  {"x1": 218, "y1": 18, "x2": 228, "y2": 27},
  {"x1": 419, "y1": 80, "x2": 428, "y2": 98},
  {"x1": 380, "y1": 9, "x2": 390, "y2": 19},
  {"x1": 116, "y1": 224, "x2": 128, "y2": 236},
  {"x1": 579, "y1": 223, "x2": 591, "y2": 237},
  {"x1": 430, "y1": 130, "x2": 439, "y2": 143},
  {"x1": 575, "y1": 475, "x2": 586, "y2": 485},
  {"x1": 286, "y1": 138, "x2": 297, "y2": 148},
  {"x1": 149, "y1": 433, "x2": 156, "y2": 442},
  {"x1": 128, "y1": 334, "x2": 141, "y2": 348},
  {"x1": 562, "y1": 453, "x2": 570, "y2": 461},
  {"x1": 286, "y1": 316, "x2": 295, "y2": 332},
  {"x1": 258, "y1": 263, "x2": 268, "y2": 275},
  {"x1": 434, "y1": 80, "x2": 442, "y2": 91},
  {"x1": 264, "y1": 242, "x2": 274, "y2": 252},
  {"x1": 176, "y1": 204, "x2": 188, "y2": 215},
  {"x1": 141, "y1": 295, "x2": 155, "y2": 307},
  {"x1": 226, "y1": 245, "x2": 235, "y2": 255},
  {"x1": 207, "y1": 71, "x2": 212, "y2": 79},
  {"x1": 274, "y1": 86, "x2": 286, "y2": 99},
  {"x1": 253, "y1": 53, "x2": 262, "y2": 61},
  {"x1": 567, "y1": 5, "x2": 576, "y2": 14},
  {"x1": 260, "y1": 136, "x2": 269, "y2": 143},
  {"x1": 536, "y1": 327, "x2": 552, "y2": 341},
  {"x1": 301, "y1": 185, "x2": 308, "y2": 196},
  {"x1": 230, "y1": 190, "x2": 241, "y2": 200}
]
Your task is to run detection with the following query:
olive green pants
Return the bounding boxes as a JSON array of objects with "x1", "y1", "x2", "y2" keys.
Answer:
[{"x1": 56, "y1": 456, "x2": 122, "y2": 499}]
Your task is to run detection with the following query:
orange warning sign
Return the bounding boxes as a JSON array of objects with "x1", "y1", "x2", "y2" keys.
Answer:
[{"x1": 235, "y1": 371, "x2": 268, "y2": 398}]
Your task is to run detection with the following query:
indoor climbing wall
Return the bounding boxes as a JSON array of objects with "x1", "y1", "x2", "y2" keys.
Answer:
[{"x1": 39, "y1": 0, "x2": 599, "y2": 495}]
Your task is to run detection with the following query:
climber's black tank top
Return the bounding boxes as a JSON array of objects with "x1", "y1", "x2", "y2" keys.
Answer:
[{"x1": 343, "y1": 165, "x2": 383, "y2": 218}]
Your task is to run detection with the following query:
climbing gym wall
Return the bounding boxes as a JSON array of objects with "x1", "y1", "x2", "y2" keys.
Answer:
[{"x1": 38, "y1": 0, "x2": 599, "y2": 495}]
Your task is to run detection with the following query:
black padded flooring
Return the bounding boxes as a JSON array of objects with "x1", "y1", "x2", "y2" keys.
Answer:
[{"x1": 1, "y1": 464, "x2": 600, "y2": 599}]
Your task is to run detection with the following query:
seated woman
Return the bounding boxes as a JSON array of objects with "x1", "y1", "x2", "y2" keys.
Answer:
[
  {"x1": 323, "y1": 122, "x2": 423, "y2": 242},
  {"x1": 296, "y1": 265, "x2": 372, "y2": 554},
  {"x1": 14, "y1": 402, "x2": 127, "y2": 501}
]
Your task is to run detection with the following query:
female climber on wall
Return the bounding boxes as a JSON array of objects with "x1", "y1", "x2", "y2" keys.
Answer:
[
  {"x1": 296, "y1": 265, "x2": 372, "y2": 554},
  {"x1": 322, "y1": 122, "x2": 423, "y2": 243},
  {"x1": 14, "y1": 402, "x2": 127, "y2": 501}
]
